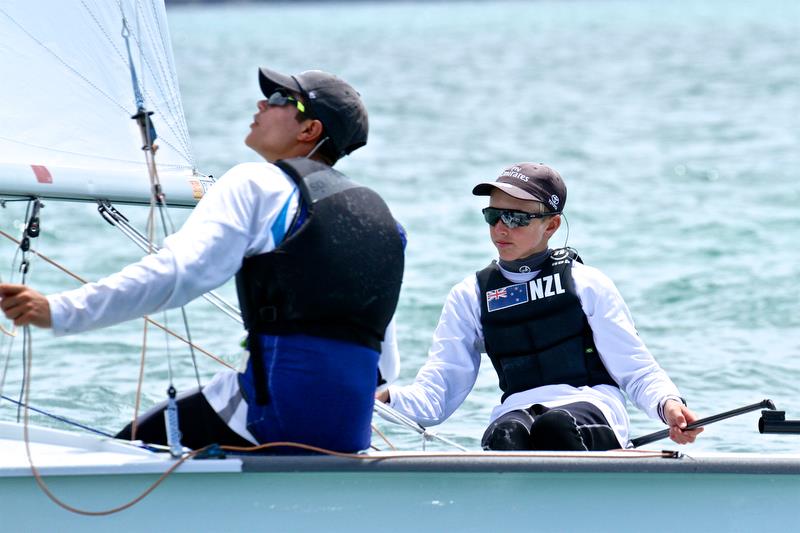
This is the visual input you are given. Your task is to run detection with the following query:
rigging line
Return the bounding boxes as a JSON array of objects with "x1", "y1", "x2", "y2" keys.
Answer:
[
  {"x1": 0, "y1": 249, "x2": 23, "y2": 399},
  {"x1": 0, "y1": 394, "x2": 114, "y2": 438},
  {"x1": 135, "y1": 0, "x2": 194, "y2": 157},
  {"x1": 104, "y1": 210, "x2": 242, "y2": 320},
  {"x1": 147, "y1": 190, "x2": 203, "y2": 390},
  {"x1": 370, "y1": 423, "x2": 397, "y2": 451},
  {"x1": 180, "y1": 306, "x2": 202, "y2": 389},
  {"x1": 133, "y1": 93, "x2": 195, "y2": 451},
  {"x1": 0, "y1": 228, "x2": 236, "y2": 371},
  {"x1": 127, "y1": 0, "x2": 194, "y2": 158},
  {"x1": 372, "y1": 400, "x2": 468, "y2": 451},
  {"x1": 108, "y1": 0, "x2": 193, "y2": 159},
  {"x1": 145, "y1": 171, "x2": 203, "y2": 396},
  {"x1": 0, "y1": 281, "x2": 16, "y2": 401},
  {"x1": 97, "y1": 201, "x2": 242, "y2": 321},
  {"x1": 121, "y1": 9, "x2": 145, "y2": 110},
  {"x1": 15, "y1": 198, "x2": 38, "y2": 423},
  {"x1": 130, "y1": 316, "x2": 149, "y2": 442},
  {"x1": 0, "y1": 266, "x2": 15, "y2": 337},
  {"x1": 21, "y1": 325, "x2": 200, "y2": 517},
  {"x1": 126, "y1": 3, "x2": 193, "y2": 161}
]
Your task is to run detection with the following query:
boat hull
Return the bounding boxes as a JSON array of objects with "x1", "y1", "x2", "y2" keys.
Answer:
[
  {"x1": 3, "y1": 467, "x2": 799, "y2": 531},
  {"x1": 2, "y1": 422, "x2": 799, "y2": 531}
]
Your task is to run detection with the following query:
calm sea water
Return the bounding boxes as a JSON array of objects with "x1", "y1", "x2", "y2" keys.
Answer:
[{"x1": 1, "y1": 0, "x2": 798, "y2": 453}]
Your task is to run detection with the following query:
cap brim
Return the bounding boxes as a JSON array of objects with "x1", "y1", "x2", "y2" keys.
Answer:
[
  {"x1": 472, "y1": 182, "x2": 540, "y2": 201},
  {"x1": 258, "y1": 67, "x2": 302, "y2": 97}
]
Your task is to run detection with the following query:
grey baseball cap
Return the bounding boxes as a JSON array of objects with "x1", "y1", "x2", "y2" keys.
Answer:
[
  {"x1": 472, "y1": 162, "x2": 567, "y2": 213},
  {"x1": 258, "y1": 67, "x2": 369, "y2": 157}
]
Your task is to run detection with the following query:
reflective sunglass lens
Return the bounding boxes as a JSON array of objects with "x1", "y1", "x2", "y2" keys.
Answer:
[
  {"x1": 267, "y1": 91, "x2": 289, "y2": 105},
  {"x1": 482, "y1": 208, "x2": 531, "y2": 228},
  {"x1": 501, "y1": 213, "x2": 527, "y2": 228}
]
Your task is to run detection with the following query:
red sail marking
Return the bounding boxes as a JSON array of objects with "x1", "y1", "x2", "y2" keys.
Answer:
[{"x1": 31, "y1": 165, "x2": 53, "y2": 184}]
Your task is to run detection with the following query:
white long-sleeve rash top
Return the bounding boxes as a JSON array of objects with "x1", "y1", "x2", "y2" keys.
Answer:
[
  {"x1": 387, "y1": 261, "x2": 681, "y2": 446},
  {"x1": 47, "y1": 161, "x2": 400, "y2": 383}
]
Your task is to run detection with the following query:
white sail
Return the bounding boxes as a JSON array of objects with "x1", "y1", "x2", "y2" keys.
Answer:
[{"x1": 0, "y1": 1, "x2": 212, "y2": 207}]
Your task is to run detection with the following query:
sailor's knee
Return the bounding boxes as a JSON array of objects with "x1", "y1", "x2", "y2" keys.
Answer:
[
  {"x1": 529, "y1": 410, "x2": 584, "y2": 451},
  {"x1": 481, "y1": 419, "x2": 531, "y2": 451}
]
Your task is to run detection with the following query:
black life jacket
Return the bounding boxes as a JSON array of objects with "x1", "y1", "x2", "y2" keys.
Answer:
[
  {"x1": 235, "y1": 157, "x2": 404, "y2": 351},
  {"x1": 477, "y1": 248, "x2": 617, "y2": 402}
]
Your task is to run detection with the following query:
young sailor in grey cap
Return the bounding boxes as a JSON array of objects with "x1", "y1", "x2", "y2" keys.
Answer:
[
  {"x1": 1, "y1": 68, "x2": 405, "y2": 453},
  {"x1": 379, "y1": 162, "x2": 702, "y2": 450}
]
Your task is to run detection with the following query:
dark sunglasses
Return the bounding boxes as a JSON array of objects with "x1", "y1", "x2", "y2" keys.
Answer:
[
  {"x1": 266, "y1": 90, "x2": 308, "y2": 114},
  {"x1": 482, "y1": 207, "x2": 556, "y2": 229}
]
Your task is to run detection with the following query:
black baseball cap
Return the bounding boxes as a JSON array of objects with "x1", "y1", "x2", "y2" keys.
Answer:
[
  {"x1": 472, "y1": 162, "x2": 567, "y2": 213},
  {"x1": 258, "y1": 67, "x2": 369, "y2": 157}
]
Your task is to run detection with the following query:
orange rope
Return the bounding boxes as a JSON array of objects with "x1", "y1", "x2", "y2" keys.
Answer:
[
  {"x1": 219, "y1": 441, "x2": 676, "y2": 460},
  {"x1": 130, "y1": 319, "x2": 149, "y2": 441},
  {"x1": 20, "y1": 325, "x2": 207, "y2": 516},
  {"x1": 0, "y1": 229, "x2": 234, "y2": 370},
  {"x1": 370, "y1": 423, "x2": 397, "y2": 451},
  {"x1": 0, "y1": 323, "x2": 16, "y2": 337}
]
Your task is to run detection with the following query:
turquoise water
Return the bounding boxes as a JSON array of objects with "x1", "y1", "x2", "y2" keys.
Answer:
[{"x1": 1, "y1": 0, "x2": 798, "y2": 453}]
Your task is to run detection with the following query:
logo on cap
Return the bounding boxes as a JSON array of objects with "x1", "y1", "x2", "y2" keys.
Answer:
[
  {"x1": 501, "y1": 166, "x2": 529, "y2": 182},
  {"x1": 549, "y1": 194, "x2": 560, "y2": 210}
]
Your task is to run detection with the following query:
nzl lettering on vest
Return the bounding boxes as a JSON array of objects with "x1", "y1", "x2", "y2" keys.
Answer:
[{"x1": 486, "y1": 273, "x2": 565, "y2": 312}]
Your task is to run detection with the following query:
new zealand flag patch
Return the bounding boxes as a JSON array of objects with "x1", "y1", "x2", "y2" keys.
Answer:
[{"x1": 486, "y1": 282, "x2": 529, "y2": 312}]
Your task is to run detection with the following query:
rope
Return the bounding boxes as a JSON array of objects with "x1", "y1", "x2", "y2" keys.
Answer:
[
  {"x1": 0, "y1": 394, "x2": 113, "y2": 438},
  {"x1": 0, "y1": 228, "x2": 234, "y2": 371},
  {"x1": 18, "y1": 431, "x2": 675, "y2": 519},
  {"x1": 370, "y1": 423, "x2": 397, "y2": 451},
  {"x1": 130, "y1": 318, "x2": 149, "y2": 442},
  {"x1": 218, "y1": 442, "x2": 676, "y2": 460},
  {"x1": 16, "y1": 311, "x2": 196, "y2": 517}
]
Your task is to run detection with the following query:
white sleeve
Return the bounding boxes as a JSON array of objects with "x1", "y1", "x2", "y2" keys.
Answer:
[
  {"x1": 48, "y1": 163, "x2": 297, "y2": 336},
  {"x1": 376, "y1": 317, "x2": 400, "y2": 392},
  {"x1": 388, "y1": 275, "x2": 483, "y2": 426},
  {"x1": 574, "y1": 262, "x2": 682, "y2": 421}
]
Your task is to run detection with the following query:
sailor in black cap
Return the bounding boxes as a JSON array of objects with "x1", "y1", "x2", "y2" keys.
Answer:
[
  {"x1": 380, "y1": 162, "x2": 702, "y2": 451},
  {"x1": 1, "y1": 68, "x2": 404, "y2": 453}
]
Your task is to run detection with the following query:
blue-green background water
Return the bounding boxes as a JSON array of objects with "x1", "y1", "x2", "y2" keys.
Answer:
[{"x1": 1, "y1": 0, "x2": 798, "y2": 452}]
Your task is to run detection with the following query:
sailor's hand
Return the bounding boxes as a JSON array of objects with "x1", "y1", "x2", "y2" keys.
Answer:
[
  {"x1": 0, "y1": 284, "x2": 52, "y2": 328},
  {"x1": 664, "y1": 400, "x2": 703, "y2": 444},
  {"x1": 376, "y1": 389, "x2": 390, "y2": 404}
]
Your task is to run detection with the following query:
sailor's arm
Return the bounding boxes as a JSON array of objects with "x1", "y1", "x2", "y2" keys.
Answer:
[
  {"x1": 384, "y1": 275, "x2": 483, "y2": 426},
  {"x1": 574, "y1": 263, "x2": 702, "y2": 443},
  {"x1": 6, "y1": 164, "x2": 295, "y2": 336}
]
